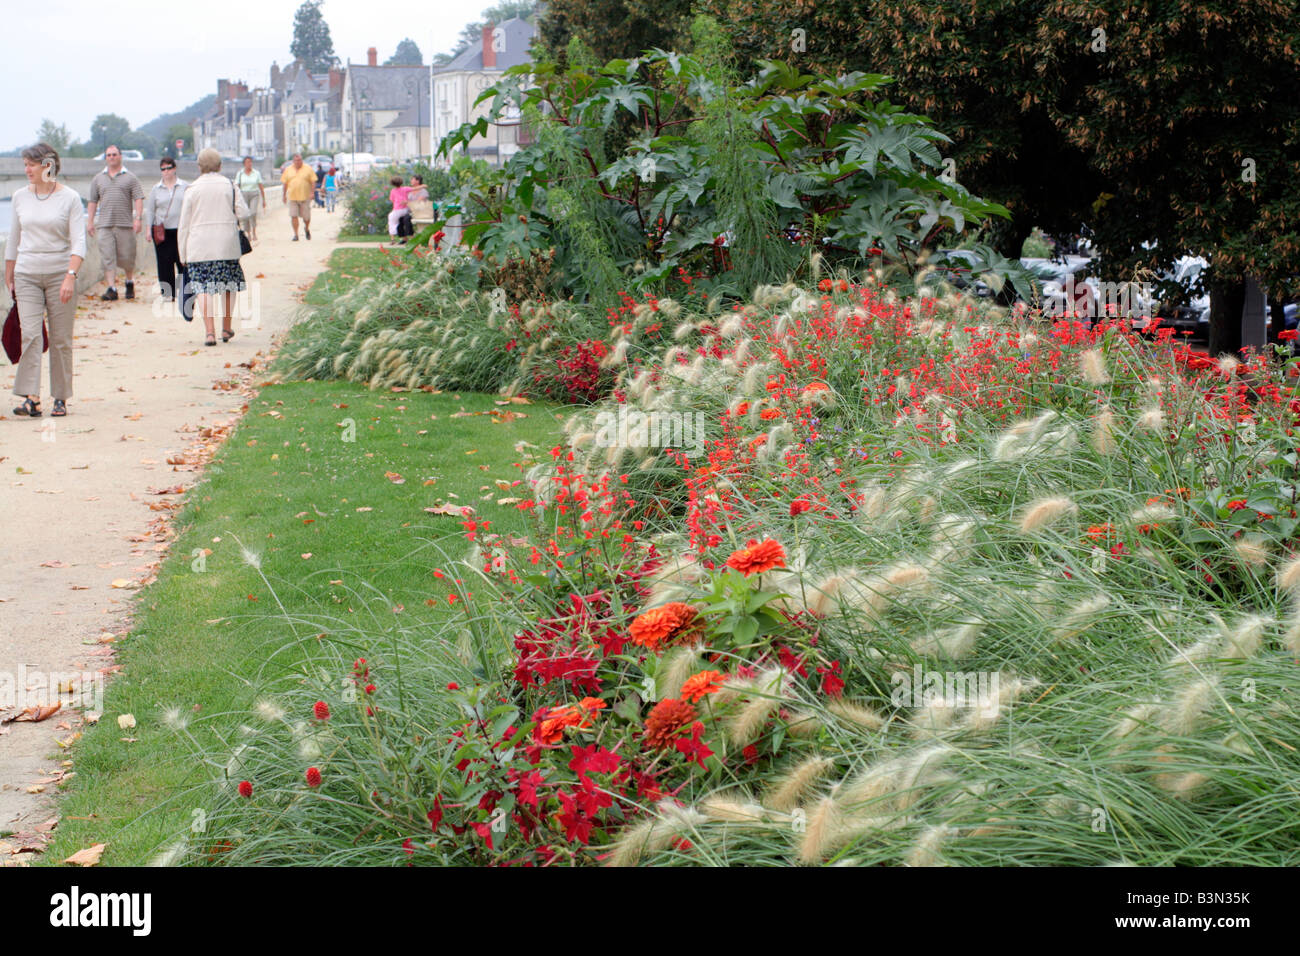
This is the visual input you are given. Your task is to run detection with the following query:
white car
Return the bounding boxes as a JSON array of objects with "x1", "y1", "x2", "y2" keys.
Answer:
[{"x1": 94, "y1": 149, "x2": 144, "y2": 162}]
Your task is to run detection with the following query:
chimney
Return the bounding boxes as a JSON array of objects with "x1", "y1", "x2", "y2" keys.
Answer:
[
  {"x1": 270, "y1": 62, "x2": 280, "y2": 90},
  {"x1": 328, "y1": 66, "x2": 343, "y2": 91},
  {"x1": 218, "y1": 79, "x2": 229, "y2": 102},
  {"x1": 482, "y1": 24, "x2": 496, "y2": 69},
  {"x1": 232, "y1": 81, "x2": 249, "y2": 100},
  {"x1": 367, "y1": 47, "x2": 377, "y2": 67}
]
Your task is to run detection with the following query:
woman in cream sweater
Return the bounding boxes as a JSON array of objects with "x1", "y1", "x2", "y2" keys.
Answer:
[
  {"x1": 3, "y1": 142, "x2": 86, "y2": 417},
  {"x1": 178, "y1": 149, "x2": 249, "y2": 346}
]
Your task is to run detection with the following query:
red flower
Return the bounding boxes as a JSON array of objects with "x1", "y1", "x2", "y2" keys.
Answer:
[
  {"x1": 629, "y1": 602, "x2": 702, "y2": 651},
  {"x1": 726, "y1": 538, "x2": 786, "y2": 576},
  {"x1": 446, "y1": 682, "x2": 459, "y2": 691},
  {"x1": 643, "y1": 698, "x2": 697, "y2": 750},
  {"x1": 428, "y1": 796, "x2": 444, "y2": 831},
  {"x1": 313, "y1": 700, "x2": 330, "y2": 721},
  {"x1": 674, "y1": 721, "x2": 714, "y2": 768},
  {"x1": 790, "y1": 498, "x2": 812, "y2": 516},
  {"x1": 679, "y1": 669, "x2": 725, "y2": 703},
  {"x1": 1227, "y1": 499, "x2": 1248, "y2": 511},
  {"x1": 1280, "y1": 329, "x2": 1297, "y2": 342},
  {"x1": 305, "y1": 767, "x2": 322, "y2": 788},
  {"x1": 237, "y1": 780, "x2": 253, "y2": 798},
  {"x1": 742, "y1": 744, "x2": 760, "y2": 766},
  {"x1": 365, "y1": 683, "x2": 376, "y2": 695}
]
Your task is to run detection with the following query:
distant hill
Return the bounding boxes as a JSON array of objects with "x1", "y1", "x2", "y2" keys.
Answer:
[{"x1": 139, "y1": 93, "x2": 216, "y2": 141}]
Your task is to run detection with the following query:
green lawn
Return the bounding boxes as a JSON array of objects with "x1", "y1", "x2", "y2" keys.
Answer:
[
  {"x1": 303, "y1": 248, "x2": 407, "y2": 306},
  {"x1": 41, "y1": 250, "x2": 564, "y2": 866}
]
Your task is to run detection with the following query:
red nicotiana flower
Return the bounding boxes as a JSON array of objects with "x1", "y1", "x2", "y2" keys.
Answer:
[
  {"x1": 237, "y1": 780, "x2": 253, "y2": 798},
  {"x1": 305, "y1": 767, "x2": 322, "y2": 788},
  {"x1": 313, "y1": 701, "x2": 330, "y2": 721}
]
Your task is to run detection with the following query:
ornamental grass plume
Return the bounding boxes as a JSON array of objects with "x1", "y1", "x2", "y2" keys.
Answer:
[
  {"x1": 1137, "y1": 407, "x2": 1165, "y2": 431},
  {"x1": 1231, "y1": 536, "x2": 1271, "y2": 568},
  {"x1": 906, "y1": 824, "x2": 956, "y2": 867},
  {"x1": 727, "y1": 667, "x2": 786, "y2": 745},
  {"x1": 911, "y1": 621, "x2": 981, "y2": 659},
  {"x1": 1080, "y1": 348, "x2": 1111, "y2": 385},
  {"x1": 1092, "y1": 407, "x2": 1118, "y2": 456},
  {"x1": 606, "y1": 801, "x2": 706, "y2": 867},
  {"x1": 766, "y1": 756, "x2": 835, "y2": 812},
  {"x1": 1161, "y1": 678, "x2": 1219, "y2": 736},
  {"x1": 825, "y1": 698, "x2": 886, "y2": 732},
  {"x1": 1274, "y1": 555, "x2": 1300, "y2": 595},
  {"x1": 658, "y1": 645, "x2": 704, "y2": 699},
  {"x1": 699, "y1": 793, "x2": 767, "y2": 822},
  {"x1": 1284, "y1": 605, "x2": 1300, "y2": 657},
  {"x1": 1017, "y1": 495, "x2": 1078, "y2": 534},
  {"x1": 1222, "y1": 614, "x2": 1268, "y2": 659},
  {"x1": 1052, "y1": 594, "x2": 1110, "y2": 644},
  {"x1": 797, "y1": 794, "x2": 844, "y2": 865}
]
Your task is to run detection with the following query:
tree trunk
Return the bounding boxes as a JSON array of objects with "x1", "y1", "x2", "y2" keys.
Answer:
[{"x1": 1208, "y1": 278, "x2": 1246, "y2": 357}]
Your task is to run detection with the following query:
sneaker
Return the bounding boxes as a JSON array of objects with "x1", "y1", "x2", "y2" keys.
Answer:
[
  {"x1": 292, "y1": 235, "x2": 299, "y2": 241},
  {"x1": 304, "y1": 227, "x2": 311, "y2": 240},
  {"x1": 100, "y1": 287, "x2": 118, "y2": 301},
  {"x1": 124, "y1": 281, "x2": 134, "y2": 300}
]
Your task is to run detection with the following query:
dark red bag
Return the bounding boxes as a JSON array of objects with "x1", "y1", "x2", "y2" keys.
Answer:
[{"x1": 3, "y1": 302, "x2": 49, "y2": 364}]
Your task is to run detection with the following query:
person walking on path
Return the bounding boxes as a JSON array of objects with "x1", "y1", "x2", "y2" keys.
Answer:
[
  {"x1": 144, "y1": 157, "x2": 188, "y2": 317},
  {"x1": 3, "y1": 143, "x2": 85, "y2": 418},
  {"x1": 323, "y1": 167, "x2": 338, "y2": 213},
  {"x1": 280, "y1": 153, "x2": 316, "y2": 241},
  {"x1": 86, "y1": 145, "x2": 143, "y2": 301},
  {"x1": 235, "y1": 157, "x2": 266, "y2": 241},
  {"x1": 179, "y1": 149, "x2": 249, "y2": 347},
  {"x1": 314, "y1": 162, "x2": 326, "y2": 208}
]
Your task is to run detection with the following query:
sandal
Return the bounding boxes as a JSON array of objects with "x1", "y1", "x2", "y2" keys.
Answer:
[
  {"x1": 52, "y1": 399, "x2": 67, "y2": 417},
  {"x1": 205, "y1": 333, "x2": 217, "y2": 346},
  {"x1": 222, "y1": 329, "x2": 235, "y2": 343},
  {"x1": 13, "y1": 396, "x2": 41, "y2": 417}
]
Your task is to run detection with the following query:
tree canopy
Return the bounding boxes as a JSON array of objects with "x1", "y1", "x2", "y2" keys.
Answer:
[
  {"x1": 386, "y1": 38, "x2": 423, "y2": 65},
  {"x1": 291, "y1": 0, "x2": 336, "y2": 73}
]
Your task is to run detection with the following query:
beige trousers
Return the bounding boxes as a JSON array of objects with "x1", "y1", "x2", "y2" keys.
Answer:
[{"x1": 12, "y1": 271, "x2": 76, "y2": 400}]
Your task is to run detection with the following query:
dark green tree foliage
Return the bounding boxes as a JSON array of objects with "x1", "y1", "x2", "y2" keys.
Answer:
[
  {"x1": 698, "y1": 0, "x2": 1300, "y2": 352},
  {"x1": 89, "y1": 113, "x2": 131, "y2": 151},
  {"x1": 386, "y1": 38, "x2": 423, "y2": 65},
  {"x1": 291, "y1": 0, "x2": 336, "y2": 73},
  {"x1": 535, "y1": 0, "x2": 692, "y2": 64}
]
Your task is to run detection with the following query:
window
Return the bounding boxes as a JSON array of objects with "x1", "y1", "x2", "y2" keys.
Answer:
[{"x1": 364, "y1": 113, "x2": 372, "y2": 128}]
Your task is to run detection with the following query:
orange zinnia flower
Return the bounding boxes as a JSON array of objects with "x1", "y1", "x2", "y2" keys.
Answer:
[
  {"x1": 679, "y1": 670, "x2": 725, "y2": 703},
  {"x1": 629, "y1": 602, "x2": 702, "y2": 651},
  {"x1": 643, "y1": 698, "x2": 697, "y2": 750},
  {"x1": 726, "y1": 538, "x2": 786, "y2": 576},
  {"x1": 538, "y1": 697, "x2": 606, "y2": 744}
]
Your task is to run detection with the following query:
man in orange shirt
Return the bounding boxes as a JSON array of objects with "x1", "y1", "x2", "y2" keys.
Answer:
[{"x1": 280, "y1": 153, "x2": 318, "y2": 241}]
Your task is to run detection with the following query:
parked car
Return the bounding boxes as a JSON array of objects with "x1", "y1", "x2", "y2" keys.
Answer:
[
  {"x1": 302, "y1": 154, "x2": 333, "y2": 168},
  {"x1": 333, "y1": 152, "x2": 377, "y2": 179},
  {"x1": 94, "y1": 149, "x2": 144, "y2": 162},
  {"x1": 371, "y1": 155, "x2": 394, "y2": 169}
]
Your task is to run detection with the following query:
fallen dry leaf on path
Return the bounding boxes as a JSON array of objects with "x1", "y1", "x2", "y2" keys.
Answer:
[
  {"x1": 384, "y1": 471, "x2": 406, "y2": 484},
  {"x1": 64, "y1": 843, "x2": 106, "y2": 866},
  {"x1": 2, "y1": 702, "x2": 63, "y2": 725}
]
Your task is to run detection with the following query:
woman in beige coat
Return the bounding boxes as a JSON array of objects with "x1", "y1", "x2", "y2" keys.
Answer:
[{"x1": 178, "y1": 148, "x2": 249, "y2": 345}]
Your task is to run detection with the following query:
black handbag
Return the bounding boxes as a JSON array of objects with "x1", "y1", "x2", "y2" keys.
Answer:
[{"x1": 231, "y1": 182, "x2": 252, "y2": 256}]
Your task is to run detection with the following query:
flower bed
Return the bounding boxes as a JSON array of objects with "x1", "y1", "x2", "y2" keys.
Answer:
[{"x1": 202, "y1": 275, "x2": 1300, "y2": 866}]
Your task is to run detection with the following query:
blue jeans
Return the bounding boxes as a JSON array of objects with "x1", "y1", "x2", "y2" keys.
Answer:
[{"x1": 325, "y1": 189, "x2": 336, "y2": 212}]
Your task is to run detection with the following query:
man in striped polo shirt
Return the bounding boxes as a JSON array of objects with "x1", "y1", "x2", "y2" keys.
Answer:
[{"x1": 86, "y1": 146, "x2": 144, "y2": 301}]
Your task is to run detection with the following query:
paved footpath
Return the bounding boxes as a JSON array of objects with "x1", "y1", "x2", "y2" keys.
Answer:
[{"x1": 0, "y1": 197, "x2": 346, "y2": 841}]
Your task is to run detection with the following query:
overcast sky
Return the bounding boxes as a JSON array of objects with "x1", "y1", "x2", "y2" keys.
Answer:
[{"x1": 4, "y1": 0, "x2": 496, "y2": 151}]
